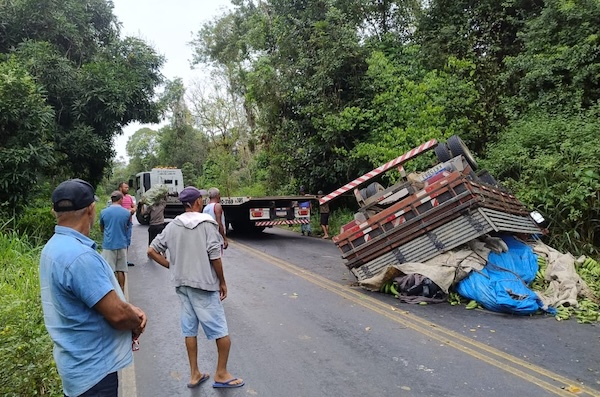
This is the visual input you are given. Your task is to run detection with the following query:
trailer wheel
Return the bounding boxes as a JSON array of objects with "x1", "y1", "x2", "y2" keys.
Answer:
[
  {"x1": 136, "y1": 205, "x2": 150, "y2": 225},
  {"x1": 446, "y1": 135, "x2": 478, "y2": 171},
  {"x1": 434, "y1": 143, "x2": 453, "y2": 163}
]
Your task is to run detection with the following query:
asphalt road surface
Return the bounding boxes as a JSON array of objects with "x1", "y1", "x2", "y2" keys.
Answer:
[{"x1": 121, "y1": 220, "x2": 600, "y2": 397}]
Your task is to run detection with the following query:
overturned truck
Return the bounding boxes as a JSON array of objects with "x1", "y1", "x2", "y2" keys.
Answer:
[{"x1": 322, "y1": 137, "x2": 546, "y2": 283}]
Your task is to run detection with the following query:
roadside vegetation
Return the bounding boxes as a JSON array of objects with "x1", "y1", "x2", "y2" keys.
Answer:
[{"x1": 2, "y1": 0, "x2": 600, "y2": 395}]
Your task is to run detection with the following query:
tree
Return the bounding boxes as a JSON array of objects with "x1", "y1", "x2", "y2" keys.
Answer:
[
  {"x1": 504, "y1": 0, "x2": 600, "y2": 115},
  {"x1": 1, "y1": 0, "x2": 164, "y2": 190},
  {"x1": 416, "y1": 0, "x2": 545, "y2": 150},
  {"x1": 342, "y1": 50, "x2": 481, "y2": 179},
  {"x1": 0, "y1": 59, "x2": 54, "y2": 211},
  {"x1": 126, "y1": 127, "x2": 161, "y2": 172},
  {"x1": 156, "y1": 79, "x2": 209, "y2": 174}
]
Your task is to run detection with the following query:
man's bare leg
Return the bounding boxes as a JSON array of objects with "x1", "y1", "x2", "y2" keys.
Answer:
[
  {"x1": 115, "y1": 271, "x2": 125, "y2": 292},
  {"x1": 185, "y1": 336, "x2": 206, "y2": 385},
  {"x1": 214, "y1": 336, "x2": 243, "y2": 386}
]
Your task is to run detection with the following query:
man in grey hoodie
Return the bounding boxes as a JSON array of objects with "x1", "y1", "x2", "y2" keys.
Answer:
[{"x1": 147, "y1": 186, "x2": 244, "y2": 389}]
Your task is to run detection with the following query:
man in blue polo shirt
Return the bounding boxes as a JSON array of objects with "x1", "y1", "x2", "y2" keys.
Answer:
[{"x1": 40, "y1": 179, "x2": 147, "y2": 397}]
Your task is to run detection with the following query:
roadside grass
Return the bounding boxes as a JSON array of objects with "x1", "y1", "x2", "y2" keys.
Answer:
[{"x1": 0, "y1": 231, "x2": 62, "y2": 397}]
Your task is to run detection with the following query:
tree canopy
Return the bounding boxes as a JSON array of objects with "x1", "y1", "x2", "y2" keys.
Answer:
[{"x1": 0, "y1": 0, "x2": 164, "y2": 208}]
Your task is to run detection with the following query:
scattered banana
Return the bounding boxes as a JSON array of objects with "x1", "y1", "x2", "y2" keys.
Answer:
[{"x1": 465, "y1": 300, "x2": 478, "y2": 310}]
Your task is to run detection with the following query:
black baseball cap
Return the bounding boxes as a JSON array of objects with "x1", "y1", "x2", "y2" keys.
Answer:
[{"x1": 52, "y1": 179, "x2": 99, "y2": 211}]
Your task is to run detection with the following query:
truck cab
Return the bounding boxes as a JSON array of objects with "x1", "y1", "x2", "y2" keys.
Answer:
[{"x1": 133, "y1": 167, "x2": 184, "y2": 224}]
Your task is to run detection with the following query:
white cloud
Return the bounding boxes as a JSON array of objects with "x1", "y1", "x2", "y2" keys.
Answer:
[{"x1": 111, "y1": 0, "x2": 231, "y2": 160}]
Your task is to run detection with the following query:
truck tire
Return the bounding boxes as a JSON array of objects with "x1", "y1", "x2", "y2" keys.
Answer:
[
  {"x1": 434, "y1": 143, "x2": 453, "y2": 163},
  {"x1": 446, "y1": 135, "x2": 478, "y2": 171},
  {"x1": 136, "y1": 205, "x2": 150, "y2": 225},
  {"x1": 360, "y1": 182, "x2": 384, "y2": 200}
]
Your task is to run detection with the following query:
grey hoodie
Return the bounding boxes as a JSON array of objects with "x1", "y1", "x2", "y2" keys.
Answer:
[{"x1": 150, "y1": 212, "x2": 222, "y2": 291}]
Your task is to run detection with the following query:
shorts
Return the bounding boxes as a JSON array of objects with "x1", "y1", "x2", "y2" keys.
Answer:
[
  {"x1": 101, "y1": 248, "x2": 128, "y2": 272},
  {"x1": 320, "y1": 212, "x2": 330, "y2": 226},
  {"x1": 175, "y1": 286, "x2": 228, "y2": 340}
]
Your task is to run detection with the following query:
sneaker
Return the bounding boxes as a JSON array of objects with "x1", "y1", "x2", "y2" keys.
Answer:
[
  {"x1": 307, "y1": 232, "x2": 312, "y2": 236},
  {"x1": 301, "y1": 232, "x2": 305, "y2": 236}
]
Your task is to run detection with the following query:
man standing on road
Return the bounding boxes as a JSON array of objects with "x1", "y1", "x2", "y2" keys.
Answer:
[
  {"x1": 118, "y1": 182, "x2": 136, "y2": 266},
  {"x1": 147, "y1": 186, "x2": 244, "y2": 389},
  {"x1": 203, "y1": 187, "x2": 228, "y2": 250},
  {"x1": 40, "y1": 179, "x2": 146, "y2": 397},
  {"x1": 298, "y1": 186, "x2": 312, "y2": 236},
  {"x1": 142, "y1": 188, "x2": 168, "y2": 246},
  {"x1": 100, "y1": 191, "x2": 132, "y2": 292},
  {"x1": 317, "y1": 190, "x2": 330, "y2": 239}
]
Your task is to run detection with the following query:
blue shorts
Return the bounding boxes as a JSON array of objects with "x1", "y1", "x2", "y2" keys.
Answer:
[{"x1": 175, "y1": 286, "x2": 228, "y2": 340}]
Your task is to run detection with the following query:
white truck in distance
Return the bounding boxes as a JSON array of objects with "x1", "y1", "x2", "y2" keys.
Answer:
[{"x1": 133, "y1": 167, "x2": 314, "y2": 233}]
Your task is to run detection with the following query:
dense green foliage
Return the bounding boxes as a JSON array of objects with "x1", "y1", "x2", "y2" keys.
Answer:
[
  {"x1": 0, "y1": 0, "x2": 164, "y2": 213},
  {"x1": 483, "y1": 110, "x2": 600, "y2": 254}
]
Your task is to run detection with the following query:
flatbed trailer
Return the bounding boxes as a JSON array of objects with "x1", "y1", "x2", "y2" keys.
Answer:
[{"x1": 218, "y1": 195, "x2": 315, "y2": 232}]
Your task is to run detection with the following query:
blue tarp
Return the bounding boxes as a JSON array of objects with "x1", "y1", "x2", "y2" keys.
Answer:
[{"x1": 456, "y1": 235, "x2": 555, "y2": 315}]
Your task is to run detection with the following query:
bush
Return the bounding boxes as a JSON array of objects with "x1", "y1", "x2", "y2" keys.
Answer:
[
  {"x1": 483, "y1": 111, "x2": 600, "y2": 256},
  {"x1": 13, "y1": 206, "x2": 56, "y2": 246},
  {"x1": 0, "y1": 232, "x2": 62, "y2": 396}
]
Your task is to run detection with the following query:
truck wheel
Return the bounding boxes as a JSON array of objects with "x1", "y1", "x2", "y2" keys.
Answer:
[
  {"x1": 434, "y1": 143, "x2": 453, "y2": 163},
  {"x1": 446, "y1": 135, "x2": 478, "y2": 171},
  {"x1": 136, "y1": 205, "x2": 150, "y2": 225},
  {"x1": 360, "y1": 182, "x2": 384, "y2": 200}
]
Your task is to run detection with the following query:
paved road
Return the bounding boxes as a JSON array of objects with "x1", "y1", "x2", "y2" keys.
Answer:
[{"x1": 122, "y1": 221, "x2": 600, "y2": 397}]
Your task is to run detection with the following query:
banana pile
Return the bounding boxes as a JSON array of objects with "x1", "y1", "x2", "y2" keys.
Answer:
[
  {"x1": 529, "y1": 255, "x2": 549, "y2": 291},
  {"x1": 531, "y1": 255, "x2": 600, "y2": 323},
  {"x1": 380, "y1": 280, "x2": 399, "y2": 297}
]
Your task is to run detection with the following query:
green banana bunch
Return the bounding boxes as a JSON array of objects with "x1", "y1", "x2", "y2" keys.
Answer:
[
  {"x1": 554, "y1": 305, "x2": 571, "y2": 321},
  {"x1": 581, "y1": 257, "x2": 600, "y2": 276},
  {"x1": 465, "y1": 300, "x2": 478, "y2": 310},
  {"x1": 379, "y1": 280, "x2": 399, "y2": 298},
  {"x1": 447, "y1": 291, "x2": 463, "y2": 306},
  {"x1": 574, "y1": 299, "x2": 600, "y2": 324}
]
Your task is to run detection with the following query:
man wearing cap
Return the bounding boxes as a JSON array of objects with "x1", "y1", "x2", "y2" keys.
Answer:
[
  {"x1": 40, "y1": 179, "x2": 147, "y2": 397},
  {"x1": 147, "y1": 186, "x2": 244, "y2": 389},
  {"x1": 100, "y1": 191, "x2": 133, "y2": 292}
]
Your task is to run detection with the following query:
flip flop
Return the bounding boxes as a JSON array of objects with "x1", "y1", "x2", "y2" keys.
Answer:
[
  {"x1": 187, "y1": 373, "x2": 210, "y2": 388},
  {"x1": 212, "y1": 378, "x2": 245, "y2": 388}
]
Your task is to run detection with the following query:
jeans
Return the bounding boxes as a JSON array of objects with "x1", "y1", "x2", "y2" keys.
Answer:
[
  {"x1": 69, "y1": 372, "x2": 118, "y2": 397},
  {"x1": 301, "y1": 223, "x2": 311, "y2": 234}
]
